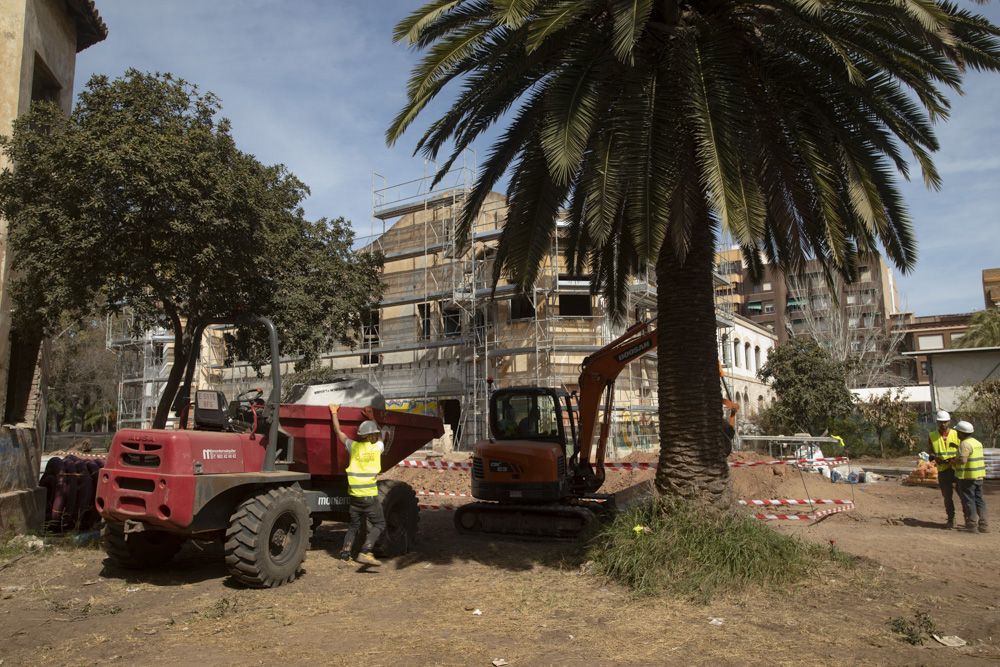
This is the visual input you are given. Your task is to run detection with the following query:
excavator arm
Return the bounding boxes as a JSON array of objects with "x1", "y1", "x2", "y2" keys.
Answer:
[{"x1": 571, "y1": 320, "x2": 738, "y2": 494}]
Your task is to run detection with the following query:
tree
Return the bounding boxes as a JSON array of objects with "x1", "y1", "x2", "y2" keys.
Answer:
[
  {"x1": 785, "y1": 274, "x2": 907, "y2": 388},
  {"x1": 757, "y1": 338, "x2": 854, "y2": 435},
  {"x1": 387, "y1": 1, "x2": 1000, "y2": 507},
  {"x1": 956, "y1": 309, "x2": 1000, "y2": 348},
  {"x1": 958, "y1": 378, "x2": 1000, "y2": 447},
  {"x1": 47, "y1": 316, "x2": 118, "y2": 432},
  {"x1": 855, "y1": 388, "x2": 916, "y2": 457},
  {"x1": 0, "y1": 70, "x2": 382, "y2": 428}
]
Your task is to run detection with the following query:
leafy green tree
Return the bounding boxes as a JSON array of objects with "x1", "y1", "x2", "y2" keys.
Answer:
[
  {"x1": 956, "y1": 308, "x2": 1000, "y2": 348},
  {"x1": 387, "y1": 1, "x2": 1000, "y2": 506},
  {"x1": 757, "y1": 338, "x2": 854, "y2": 435},
  {"x1": 47, "y1": 316, "x2": 118, "y2": 433},
  {"x1": 855, "y1": 388, "x2": 916, "y2": 457},
  {"x1": 0, "y1": 70, "x2": 382, "y2": 428},
  {"x1": 959, "y1": 378, "x2": 1000, "y2": 447}
]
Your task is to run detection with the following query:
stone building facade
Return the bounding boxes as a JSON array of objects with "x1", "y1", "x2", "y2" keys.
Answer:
[{"x1": 0, "y1": 0, "x2": 105, "y2": 532}]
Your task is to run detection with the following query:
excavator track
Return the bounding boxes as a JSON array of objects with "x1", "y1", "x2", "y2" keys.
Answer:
[{"x1": 453, "y1": 501, "x2": 608, "y2": 539}]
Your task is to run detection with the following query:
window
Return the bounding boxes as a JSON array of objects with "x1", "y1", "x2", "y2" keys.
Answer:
[
  {"x1": 733, "y1": 339, "x2": 741, "y2": 368},
  {"x1": 360, "y1": 310, "x2": 380, "y2": 366},
  {"x1": 510, "y1": 294, "x2": 536, "y2": 321},
  {"x1": 786, "y1": 297, "x2": 804, "y2": 312},
  {"x1": 745, "y1": 302, "x2": 763, "y2": 315},
  {"x1": 859, "y1": 266, "x2": 872, "y2": 282},
  {"x1": 754, "y1": 346, "x2": 761, "y2": 370},
  {"x1": 558, "y1": 294, "x2": 592, "y2": 317},
  {"x1": 846, "y1": 293, "x2": 859, "y2": 305},
  {"x1": 763, "y1": 301, "x2": 775, "y2": 314},
  {"x1": 417, "y1": 303, "x2": 432, "y2": 340},
  {"x1": 762, "y1": 281, "x2": 772, "y2": 292},
  {"x1": 720, "y1": 334, "x2": 732, "y2": 366},
  {"x1": 921, "y1": 361, "x2": 930, "y2": 375},
  {"x1": 950, "y1": 332, "x2": 965, "y2": 345},
  {"x1": 917, "y1": 334, "x2": 944, "y2": 350},
  {"x1": 31, "y1": 55, "x2": 62, "y2": 104},
  {"x1": 744, "y1": 342, "x2": 752, "y2": 370},
  {"x1": 442, "y1": 306, "x2": 461, "y2": 338},
  {"x1": 848, "y1": 317, "x2": 860, "y2": 328}
]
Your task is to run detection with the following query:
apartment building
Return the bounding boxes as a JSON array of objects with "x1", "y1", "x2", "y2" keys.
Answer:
[
  {"x1": 984, "y1": 268, "x2": 1000, "y2": 309},
  {"x1": 893, "y1": 312, "x2": 973, "y2": 385}
]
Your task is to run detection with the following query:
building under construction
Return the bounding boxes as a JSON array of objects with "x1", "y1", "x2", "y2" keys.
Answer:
[{"x1": 109, "y1": 165, "x2": 761, "y2": 453}]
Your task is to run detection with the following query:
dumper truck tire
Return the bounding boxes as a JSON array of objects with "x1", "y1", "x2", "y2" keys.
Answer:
[
  {"x1": 372, "y1": 480, "x2": 419, "y2": 558},
  {"x1": 102, "y1": 521, "x2": 185, "y2": 569},
  {"x1": 224, "y1": 486, "x2": 311, "y2": 588}
]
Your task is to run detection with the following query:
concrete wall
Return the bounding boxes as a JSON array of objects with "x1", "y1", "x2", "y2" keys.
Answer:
[
  {"x1": 0, "y1": 426, "x2": 45, "y2": 534},
  {"x1": 928, "y1": 349, "x2": 1000, "y2": 412}
]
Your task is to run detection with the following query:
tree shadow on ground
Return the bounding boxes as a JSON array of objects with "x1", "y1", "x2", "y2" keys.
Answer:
[
  {"x1": 900, "y1": 517, "x2": 953, "y2": 530},
  {"x1": 311, "y1": 511, "x2": 592, "y2": 574}
]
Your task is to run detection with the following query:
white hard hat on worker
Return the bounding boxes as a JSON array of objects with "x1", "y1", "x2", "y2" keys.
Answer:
[
  {"x1": 935, "y1": 410, "x2": 951, "y2": 422},
  {"x1": 954, "y1": 420, "x2": 974, "y2": 434}
]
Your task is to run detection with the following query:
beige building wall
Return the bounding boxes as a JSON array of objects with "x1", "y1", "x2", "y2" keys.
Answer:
[{"x1": 0, "y1": 0, "x2": 105, "y2": 533}]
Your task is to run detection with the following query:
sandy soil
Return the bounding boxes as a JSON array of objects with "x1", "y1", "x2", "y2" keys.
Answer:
[{"x1": 2, "y1": 456, "x2": 998, "y2": 666}]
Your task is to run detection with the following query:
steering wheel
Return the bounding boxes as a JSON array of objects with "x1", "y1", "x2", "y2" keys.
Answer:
[{"x1": 236, "y1": 388, "x2": 264, "y2": 402}]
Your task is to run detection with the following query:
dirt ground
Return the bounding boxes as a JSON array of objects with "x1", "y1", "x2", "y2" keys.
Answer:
[{"x1": 2, "y1": 455, "x2": 999, "y2": 667}]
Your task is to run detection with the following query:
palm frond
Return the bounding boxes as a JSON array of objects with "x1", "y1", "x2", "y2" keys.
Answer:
[{"x1": 611, "y1": 0, "x2": 653, "y2": 64}]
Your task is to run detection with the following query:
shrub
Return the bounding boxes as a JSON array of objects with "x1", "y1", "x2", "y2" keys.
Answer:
[{"x1": 587, "y1": 497, "x2": 852, "y2": 601}]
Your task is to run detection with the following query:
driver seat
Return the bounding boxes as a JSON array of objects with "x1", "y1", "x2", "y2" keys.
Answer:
[{"x1": 193, "y1": 390, "x2": 229, "y2": 431}]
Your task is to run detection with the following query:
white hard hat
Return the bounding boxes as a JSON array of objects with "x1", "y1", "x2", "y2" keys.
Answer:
[
  {"x1": 357, "y1": 420, "x2": 380, "y2": 436},
  {"x1": 935, "y1": 410, "x2": 951, "y2": 422},
  {"x1": 955, "y1": 421, "x2": 974, "y2": 434}
]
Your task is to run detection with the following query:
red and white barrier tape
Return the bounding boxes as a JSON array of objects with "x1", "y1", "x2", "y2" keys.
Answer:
[
  {"x1": 739, "y1": 498, "x2": 854, "y2": 507},
  {"x1": 399, "y1": 457, "x2": 849, "y2": 472},
  {"x1": 729, "y1": 457, "x2": 850, "y2": 468},
  {"x1": 753, "y1": 503, "x2": 854, "y2": 521},
  {"x1": 416, "y1": 490, "x2": 470, "y2": 498},
  {"x1": 399, "y1": 460, "x2": 473, "y2": 471}
]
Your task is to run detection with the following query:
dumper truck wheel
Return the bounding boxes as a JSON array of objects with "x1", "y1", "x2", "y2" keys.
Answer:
[
  {"x1": 101, "y1": 521, "x2": 185, "y2": 569},
  {"x1": 372, "y1": 480, "x2": 419, "y2": 558},
  {"x1": 224, "y1": 486, "x2": 311, "y2": 588}
]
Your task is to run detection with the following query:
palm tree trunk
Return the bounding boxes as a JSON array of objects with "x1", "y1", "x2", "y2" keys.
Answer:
[{"x1": 653, "y1": 195, "x2": 732, "y2": 509}]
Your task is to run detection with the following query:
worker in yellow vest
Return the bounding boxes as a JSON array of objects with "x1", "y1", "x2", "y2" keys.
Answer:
[
  {"x1": 330, "y1": 405, "x2": 386, "y2": 565},
  {"x1": 954, "y1": 421, "x2": 988, "y2": 533},
  {"x1": 926, "y1": 410, "x2": 961, "y2": 529}
]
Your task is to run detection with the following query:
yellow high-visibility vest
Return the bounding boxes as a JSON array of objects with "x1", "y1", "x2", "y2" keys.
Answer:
[
  {"x1": 930, "y1": 429, "x2": 960, "y2": 472},
  {"x1": 955, "y1": 438, "x2": 986, "y2": 481},
  {"x1": 346, "y1": 440, "x2": 382, "y2": 497}
]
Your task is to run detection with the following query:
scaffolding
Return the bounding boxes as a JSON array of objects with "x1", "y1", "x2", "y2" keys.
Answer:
[
  {"x1": 287, "y1": 160, "x2": 665, "y2": 454},
  {"x1": 106, "y1": 312, "x2": 174, "y2": 430},
  {"x1": 109, "y1": 160, "x2": 737, "y2": 457}
]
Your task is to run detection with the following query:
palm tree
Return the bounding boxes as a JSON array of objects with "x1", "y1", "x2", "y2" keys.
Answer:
[
  {"x1": 387, "y1": 0, "x2": 1000, "y2": 508},
  {"x1": 958, "y1": 308, "x2": 1000, "y2": 348}
]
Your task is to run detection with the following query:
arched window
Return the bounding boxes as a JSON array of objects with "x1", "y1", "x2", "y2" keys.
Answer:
[
  {"x1": 754, "y1": 346, "x2": 761, "y2": 371},
  {"x1": 733, "y1": 339, "x2": 741, "y2": 368},
  {"x1": 744, "y1": 342, "x2": 752, "y2": 370}
]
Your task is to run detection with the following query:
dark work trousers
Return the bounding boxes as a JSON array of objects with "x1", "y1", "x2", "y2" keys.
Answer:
[
  {"x1": 938, "y1": 467, "x2": 957, "y2": 522},
  {"x1": 342, "y1": 496, "x2": 385, "y2": 553},
  {"x1": 957, "y1": 479, "x2": 987, "y2": 528}
]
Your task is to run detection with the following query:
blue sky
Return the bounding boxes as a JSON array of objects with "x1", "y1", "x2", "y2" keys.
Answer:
[{"x1": 76, "y1": 1, "x2": 1000, "y2": 317}]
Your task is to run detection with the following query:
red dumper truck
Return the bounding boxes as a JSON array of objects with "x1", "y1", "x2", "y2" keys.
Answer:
[{"x1": 95, "y1": 317, "x2": 443, "y2": 587}]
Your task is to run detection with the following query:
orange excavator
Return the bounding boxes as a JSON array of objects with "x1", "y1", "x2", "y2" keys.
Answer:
[{"x1": 454, "y1": 319, "x2": 738, "y2": 538}]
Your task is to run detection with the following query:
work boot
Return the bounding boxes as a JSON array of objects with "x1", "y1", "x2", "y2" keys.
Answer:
[
  {"x1": 338, "y1": 550, "x2": 352, "y2": 562},
  {"x1": 945, "y1": 518, "x2": 955, "y2": 530},
  {"x1": 962, "y1": 523, "x2": 978, "y2": 533},
  {"x1": 978, "y1": 523, "x2": 989, "y2": 534},
  {"x1": 356, "y1": 552, "x2": 382, "y2": 566}
]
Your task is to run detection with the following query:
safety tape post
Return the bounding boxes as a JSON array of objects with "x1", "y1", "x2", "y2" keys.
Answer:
[{"x1": 416, "y1": 490, "x2": 470, "y2": 498}]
